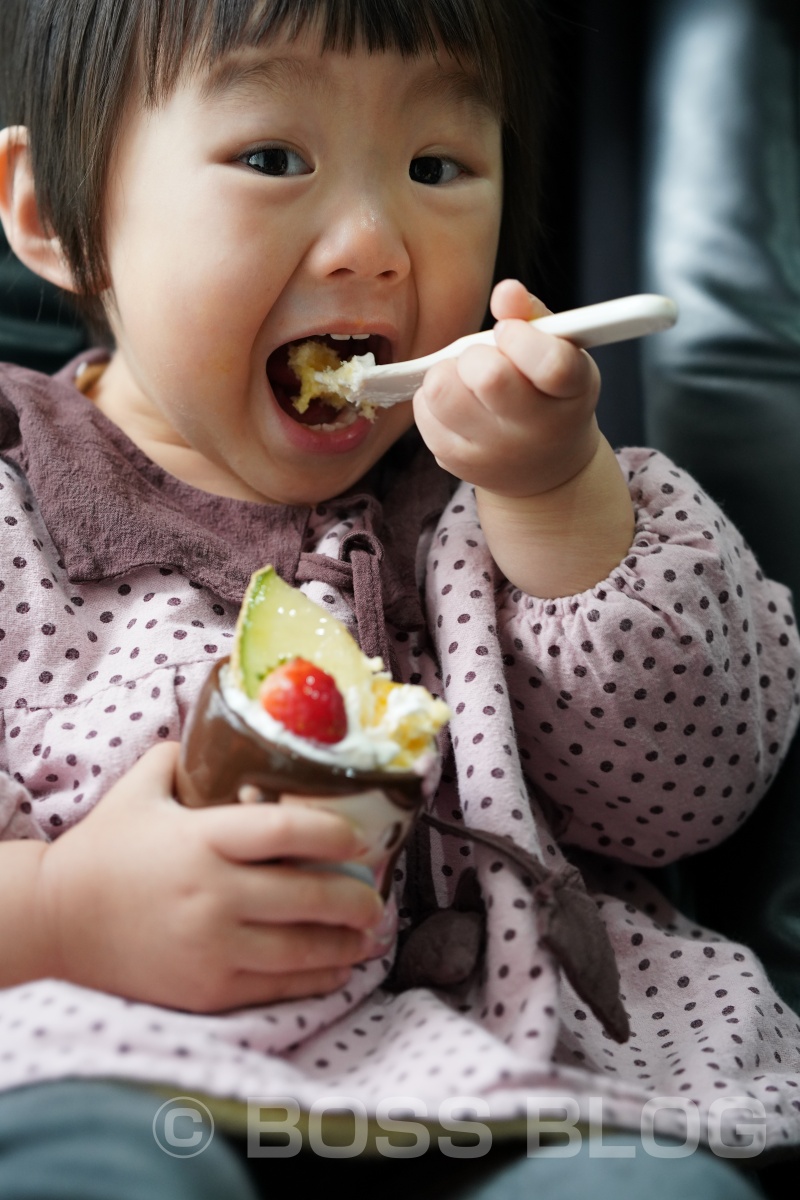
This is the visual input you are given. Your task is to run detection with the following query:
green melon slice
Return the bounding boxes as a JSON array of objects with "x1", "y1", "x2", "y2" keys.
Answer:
[{"x1": 230, "y1": 565, "x2": 384, "y2": 700}]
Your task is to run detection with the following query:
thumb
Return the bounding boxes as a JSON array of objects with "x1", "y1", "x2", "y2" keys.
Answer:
[
  {"x1": 102, "y1": 741, "x2": 181, "y2": 809},
  {"x1": 490, "y1": 279, "x2": 551, "y2": 323}
]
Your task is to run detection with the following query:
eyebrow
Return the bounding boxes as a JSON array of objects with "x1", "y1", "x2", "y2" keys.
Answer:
[
  {"x1": 199, "y1": 53, "x2": 497, "y2": 120},
  {"x1": 198, "y1": 56, "x2": 318, "y2": 105},
  {"x1": 414, "y1": 65, "x2": 498, "y2": 120}
]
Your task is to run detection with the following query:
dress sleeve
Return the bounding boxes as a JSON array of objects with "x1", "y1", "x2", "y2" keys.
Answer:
[{"x1": 497, "y1": 447, "x2": 800, "y2": 867}]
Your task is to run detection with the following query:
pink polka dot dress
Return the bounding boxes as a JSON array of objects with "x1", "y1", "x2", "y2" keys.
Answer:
[{"x1": 1, "y1": 357, "x2": 799, "y2": 1151}]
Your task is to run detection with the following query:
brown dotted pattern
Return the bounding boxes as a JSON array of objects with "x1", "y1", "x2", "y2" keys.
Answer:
[
  {"x1": 1, "y1": 443, "x2": 800, "y2": 1149},
  {"x1": 491, "y1": 453, "x2": 800, "y2": 867},
  {"x1": 0, "y1": 463, "x2": 237, "y2": 836}
]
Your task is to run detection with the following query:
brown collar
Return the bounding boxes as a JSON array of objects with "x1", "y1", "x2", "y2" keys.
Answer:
[{"x1": 0, "y1": 356, "x2": 452, "y2": 609}]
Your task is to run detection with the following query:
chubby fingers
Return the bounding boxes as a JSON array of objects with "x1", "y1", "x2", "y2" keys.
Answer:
[
  {"x1": 489, "y1": 318, "x2": 599, "y2": 402},
  {"x1": 198, "y1": 951, "x2": 363, "y2": 1011},
  {"x1": 215, "y1": 964, "x2": 355, "y2": 1010},
  {"x1": 101, "y1": 740, "x2": 181, "y2": 806},
  {"x1": 414, "y1": 317, "x2": 602, "y2": 497},
  {"x1": 416, "y1": 322, "x2": 596, "y2": 437},
  {"x1": 490, "y1": 279, "x2": 551, "y2": 322},
  {"x1": 233, "y1": 910, "x2": 375, "y2": 974},
  {"x1": 202, "y1": 801, "x2": 385, "y2": 932},
  {"x1": 235, "y1": 860, "x2": 384, "y2": 932},
  {"x1": 487, "y1": 280, "x2": 599, "y2": 402},
  {"x1": 202, "y1": 800, "x2": 368, "y2": 866},
  {"x1": 182, "y1": 928, "x2": 367, "y2": 1011}
]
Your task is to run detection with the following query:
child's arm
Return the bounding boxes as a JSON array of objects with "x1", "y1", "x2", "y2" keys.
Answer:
[
  {"x1": 427, "y1": 457, "x2": 800, "y2": 868},
  {"x1": 414, "y1": 280, "x2": 635, "y2": 598},
  {"x1": 490, "y1": 451, "x2": 800, "y2": 865},
  {"x1": 0, "y1": 743, "x2": 383, "y2": 1010}
]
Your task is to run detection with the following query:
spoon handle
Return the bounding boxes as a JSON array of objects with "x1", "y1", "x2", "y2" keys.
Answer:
[{"x1": 353, "y1": 293, "x2": 678, "y2": 407}]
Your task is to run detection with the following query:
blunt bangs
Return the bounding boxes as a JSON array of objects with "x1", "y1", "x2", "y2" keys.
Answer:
[{"x1": 145, "y1": 0, "x2": 504, "y2": 117}]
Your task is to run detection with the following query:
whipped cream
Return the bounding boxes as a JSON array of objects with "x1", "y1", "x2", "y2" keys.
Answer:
[{"x1": 220, "y1": 663, "x2": 444, "y2": 775}]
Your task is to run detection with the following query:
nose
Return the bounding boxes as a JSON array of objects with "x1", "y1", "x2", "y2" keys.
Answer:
[{"x1": 307, "y1": 190, "x2": 411, "y2": 284}]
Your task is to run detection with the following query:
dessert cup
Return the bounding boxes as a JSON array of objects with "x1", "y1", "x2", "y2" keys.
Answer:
[{"x1": 176, "y1": 658, "x2": 427, "y2": 903}]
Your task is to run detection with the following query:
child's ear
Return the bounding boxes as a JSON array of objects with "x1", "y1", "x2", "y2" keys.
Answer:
[{"x1": 0, "y1": 126, "x2": 77, "y2": 292}]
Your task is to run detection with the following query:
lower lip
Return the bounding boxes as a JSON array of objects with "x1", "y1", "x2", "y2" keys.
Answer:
[{"x1": 271, "y1": 389, "x2": 376, "y2": 455}]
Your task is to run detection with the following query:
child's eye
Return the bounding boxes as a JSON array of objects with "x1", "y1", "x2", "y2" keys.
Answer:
[
  {"x1": 241, "y1": 146, "x2": 311, "y2": 176},
  {"x1": 409, "y1": 156, "x2": 463, "y2": 186}
]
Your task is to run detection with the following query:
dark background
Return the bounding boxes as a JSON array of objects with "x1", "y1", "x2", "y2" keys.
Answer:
[{"x1": 537, "y1": 1, "x2": 648, "y2": 448}]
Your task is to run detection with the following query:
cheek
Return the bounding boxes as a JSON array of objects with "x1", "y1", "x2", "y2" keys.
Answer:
[
  {"x1": 424, "y1": 234, "x2": 498, "y2": 342},
  {"x1": 467, "y1": 197, "x2": 503, "y2": 296},
  {"x1": 424, "y1": 197, "x2": 502, "y2": 328},
  {"x1": 108, "y1": 175, "x2": 280, "y2": 325},
  {"x1": 107, "y1": 232, "x2": 271, "y2": 382}
]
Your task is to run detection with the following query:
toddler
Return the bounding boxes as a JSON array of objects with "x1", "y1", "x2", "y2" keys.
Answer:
[{"x1": 0, "y1": 1, "x2": 796, "y2": 1197}]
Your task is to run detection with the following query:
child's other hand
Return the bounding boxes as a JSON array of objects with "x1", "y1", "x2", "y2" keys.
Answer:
[
  {"x1": 36, "y1": 744, "x2": 384, "y2": 1012},
  {"x1": 414, "y1": 279, "x2": 634, "y2": 597},
  {"x1": 413, "y1": 279, "x2": 601, "y2": 499}
]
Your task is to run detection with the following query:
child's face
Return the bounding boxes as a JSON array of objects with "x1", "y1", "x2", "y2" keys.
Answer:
[{"x1": 94, "y1": 29, "x2": 503, "y2": 505}]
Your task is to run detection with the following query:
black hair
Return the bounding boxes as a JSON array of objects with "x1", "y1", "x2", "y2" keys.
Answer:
[{"x1": 1, "y1": 0, "x2": 549, "y2": 335}]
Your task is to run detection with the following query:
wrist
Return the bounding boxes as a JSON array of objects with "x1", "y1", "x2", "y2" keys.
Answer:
[
  {"x1": 0, "y1": 840, "x2": 62, "y2": 986},
  {"x1": 476, "y1": 437, "x2": 635, "y2": 597}
]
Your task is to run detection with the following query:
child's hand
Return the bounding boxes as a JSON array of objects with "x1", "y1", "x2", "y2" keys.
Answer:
[
  {"x1": 414, "y1": 279, "x2": 634, "y2": 598},
  {"x1": 413, "y1": 279, "x2": 601, "y2": 500},
  {"x1": 35, "y1": 744, "x2": 384, "y2": 1012}
]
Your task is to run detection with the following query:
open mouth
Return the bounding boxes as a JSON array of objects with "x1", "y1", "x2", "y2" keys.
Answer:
[{"x1": 267, "y1": 333, "x2": 389, "y2": 428}]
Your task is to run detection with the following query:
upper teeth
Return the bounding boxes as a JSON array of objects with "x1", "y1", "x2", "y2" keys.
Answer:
[{"x1": 329, "y1": 333, "x2": 370, "y2": 341}]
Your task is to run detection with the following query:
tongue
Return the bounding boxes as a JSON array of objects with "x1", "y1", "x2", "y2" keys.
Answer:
[{"x1": 287, "y1": 395, "x2": 344, "y2": 426}]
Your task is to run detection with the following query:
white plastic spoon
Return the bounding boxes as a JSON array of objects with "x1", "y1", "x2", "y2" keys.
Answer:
[{"x1": 312, "y1": 293, "x2": 678, "y2": 410}]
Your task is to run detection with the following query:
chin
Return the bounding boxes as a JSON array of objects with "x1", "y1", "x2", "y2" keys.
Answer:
[{"x1": 266, "y1": 475, "x2": 364, "y2": 507}]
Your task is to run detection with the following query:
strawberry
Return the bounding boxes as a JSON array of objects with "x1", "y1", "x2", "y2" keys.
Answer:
[{"x1": 258, "y1": 657, "x2": 347, "y2": 744}]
